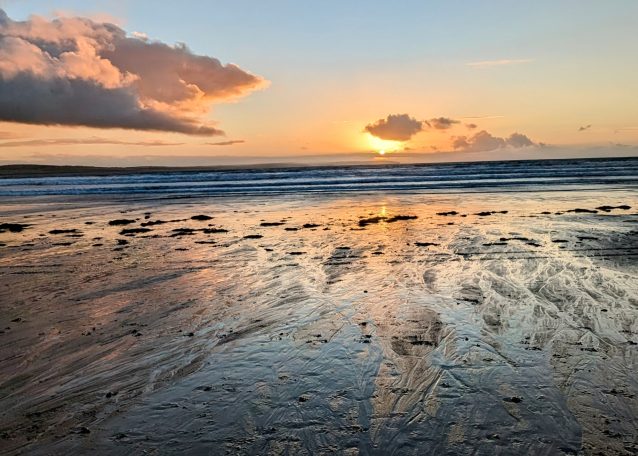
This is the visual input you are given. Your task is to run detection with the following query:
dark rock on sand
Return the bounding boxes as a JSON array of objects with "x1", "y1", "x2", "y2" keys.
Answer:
[
  {"x1": 503, "y1": 396, "x2": 523, "y2": 403},
  {"x1": 108, "y1": 219, "x2": 136, "y2": 226},
  {"x1": 140, "y1": 219, "x2": 185, "y2": 227},
  {"x1": 288, "y1": 251, "x2": 306, "y2": 255},
  {"x1": 120, "y1": 228, "x2": 152, "y2": 235},
  {"x1": 0, "y1": 223, "x2": 30, "y2": 233},
  {"x1": 284, "y1": 227, "x2": 299, "y2": 231},
  {"x1": 386, "y1": 215, "x2": 418, "y2": 223},
  {"x1": 302, "y1": 223, "x2": 321, "y2": 229},
  {"x1": 358, "y1": 216, "x2": 386, "y2": 227},
  {"x1": 415, "y1": 242, "x2": 439, "y2": 247},
  {"x1": 191, "y1": 215, "x2": 213, "y2": 221},
  {"x1": 203, "y1": 228, "x2": 228, "y2": 234},
  {"x1": 171, "y1": 228, "x2": 198, "y2": 236},
  {"x1": 116, "y1": 239, "x2": 129, "y2": 245},
  {"x1": 244, "y1": 234, "x2": 263, "y2": 239},
  {"x1": 260, "y1": 222, "x2": 285, "y2": 227},
  {"x1": 566, "y1": 208, "x2": 598, "y2": 214},
  {"x1": 357, "y1": 214, "x2": 418, "y2": 227},
  {"x1": 596, "y1": 205, "x2": 631, "y2": 212},
  {"x1": 475, "y1": 211, "x2": 508, "y2": 217},
  {"x1": 437, "y1": 211, "x2": 459, "y2": 216},
  {"x1": 48, "y1": 229, "x2": 79, "y2": 234}
]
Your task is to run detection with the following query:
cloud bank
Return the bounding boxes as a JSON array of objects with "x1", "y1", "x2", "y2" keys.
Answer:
[
  {"x1": 206, "y1": 140, "x2": 246, "y2": 146},
  {"x1": 0, "y1": 137, "x2": 184, "y2": 147},
  {"x1": 0, "y1": 9, "x2": 266, "y2": 135},
  {"x1": 452, "y1": 130, "x2": 535, "y2": 152},
  {"x1": 364, "y1": 114, "x2": 424, "y2": 141}
]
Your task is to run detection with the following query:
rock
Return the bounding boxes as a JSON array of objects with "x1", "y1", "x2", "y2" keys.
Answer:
[
  {"x1": 108, "y1": 219, "x2": 136, "y2": 226},
  {"x1": 0, "y1": 223, "x2": 30, "y2": 233},
  {"x1": 191, "y1": 215, "x2": 213, "y2": 221}
]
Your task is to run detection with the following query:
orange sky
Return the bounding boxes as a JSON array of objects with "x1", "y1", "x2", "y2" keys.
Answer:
[{"x1": 1, "y1": 2, "x2": 637, "y2": 166}]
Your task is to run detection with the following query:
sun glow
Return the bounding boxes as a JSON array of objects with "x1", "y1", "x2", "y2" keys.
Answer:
[{"x1": 367, "y1": 134, "x2": 402, "y2": 155}]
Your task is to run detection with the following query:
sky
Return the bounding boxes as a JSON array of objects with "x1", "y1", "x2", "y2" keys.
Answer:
[{"x1": 0, "y1": 0, "x2": 637, "y2": 166}]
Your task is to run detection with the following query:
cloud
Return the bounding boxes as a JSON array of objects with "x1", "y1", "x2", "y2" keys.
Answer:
[
  {"x1": 0, "y1": 9, "x2": 266, "y2": 136},
  {"x1": 465, "y1": 123, "x2": 478, "y2": 129},
  {"x1": 364, "y1": 114, "x2": 424, "y2": 141},
  {"x1": 578, "y1": 124, "x2": 592, "y2": 131},
  {"x1": 206, "y1": 140, "x2": 245, "y2": 146},
  {"x1": 428, "y1": 117, "x2": 459, "y2": 130},
  {"x1": 466, "y1": 59, "x2": 533, "y2": 68},
  {"x1": 0, "y1": 136, "x2": 184, "y2": 147},
  {"x1": 452, "y1": 130, "x2": 535, "y2": 152}
]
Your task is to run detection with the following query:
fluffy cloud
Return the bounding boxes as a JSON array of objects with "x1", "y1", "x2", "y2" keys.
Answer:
[
  {"x1": 364, "y1": 114, "x2": 424, "y2": 141},
  {"x1": 0, "y1": 9, "x2": 266, "y2": 135},
  {"x1": 428, "y1": 117, "x2": 459, "y2": 130},
  {"x1": 452, "y1": 130, "x2": 535, "y2": 152}
]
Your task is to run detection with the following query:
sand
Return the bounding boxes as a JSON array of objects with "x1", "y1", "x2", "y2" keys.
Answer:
[{"x1": 0, "y1": 189, "x2": 637, "y2": 455}]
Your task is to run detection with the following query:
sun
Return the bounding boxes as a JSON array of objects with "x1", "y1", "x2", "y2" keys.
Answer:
[{"x1": 367, "y1": 134, "x2": 402, "y2": 155}]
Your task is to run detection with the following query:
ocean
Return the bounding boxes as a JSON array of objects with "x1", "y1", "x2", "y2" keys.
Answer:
[{"x1": 1, "y1": 157, "x2": 637, "y2": 197}]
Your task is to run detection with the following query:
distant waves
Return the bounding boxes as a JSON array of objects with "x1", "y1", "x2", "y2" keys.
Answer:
[{"x1": 0, "y1": 157, "x2": 637, "y2": 197}]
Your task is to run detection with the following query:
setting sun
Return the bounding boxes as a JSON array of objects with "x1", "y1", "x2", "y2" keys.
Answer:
[{"x1": 367, "y1": 134, "x2": 402, "y2": 155}]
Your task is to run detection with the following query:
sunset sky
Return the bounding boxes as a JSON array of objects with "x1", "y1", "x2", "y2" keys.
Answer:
[{"x1": 1, "y1": 0, "x2": 637, "y2": 166}]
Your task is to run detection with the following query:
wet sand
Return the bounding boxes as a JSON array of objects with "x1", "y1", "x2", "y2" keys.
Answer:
[{"x1": 0, "y1": 190, "x2": 637, "y2": 455}]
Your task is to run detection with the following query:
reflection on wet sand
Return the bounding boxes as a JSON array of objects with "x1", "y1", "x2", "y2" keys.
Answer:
[{"x1": 0, "y1": 190, "x2": 637, "y2": 455}]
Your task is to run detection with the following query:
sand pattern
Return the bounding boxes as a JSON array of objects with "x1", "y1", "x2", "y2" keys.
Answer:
[{"x1": 0, "y1": 190, "x2": 637, "y2": 455}]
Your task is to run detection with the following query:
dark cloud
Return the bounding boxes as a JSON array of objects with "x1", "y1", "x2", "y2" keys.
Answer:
[
  {"x1": 465, "y1": 123, "x2": 478, "y2": 129},
  {"x1": 206, "y1": 140, "x2": 246, "y2": 146},
  {"x1": 429, "y1": 117, "x2": 460, "y2": 130},
  {"x1": 578, "y1": 124, "x2": 592, "y2": 132},
  {"x1": 0, "y1": 9, "x2": 266, "y2": 135},
  {"x1": 364, "y1": 114, "x2": 424, "y2": 141},
  {"x1": 452, "y1": 130, "x2": 535, "y2": 152},
  {"x1": 0, "y1": 136, "x2": 184, "y2": 147}
]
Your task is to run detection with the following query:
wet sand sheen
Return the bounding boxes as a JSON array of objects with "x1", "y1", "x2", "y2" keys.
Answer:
[{"x1": 0, "y1": 190, "x2": 637, "y2": 455}]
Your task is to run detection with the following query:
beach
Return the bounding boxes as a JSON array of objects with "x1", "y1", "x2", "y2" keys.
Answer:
[{"x1": 1, "y1": 186, "x2": 637, "y2": 455}]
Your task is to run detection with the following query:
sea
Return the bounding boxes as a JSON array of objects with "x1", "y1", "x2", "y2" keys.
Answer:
[{"x1": 1, "y1": 157, "x2": 637, "y2": 197}]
